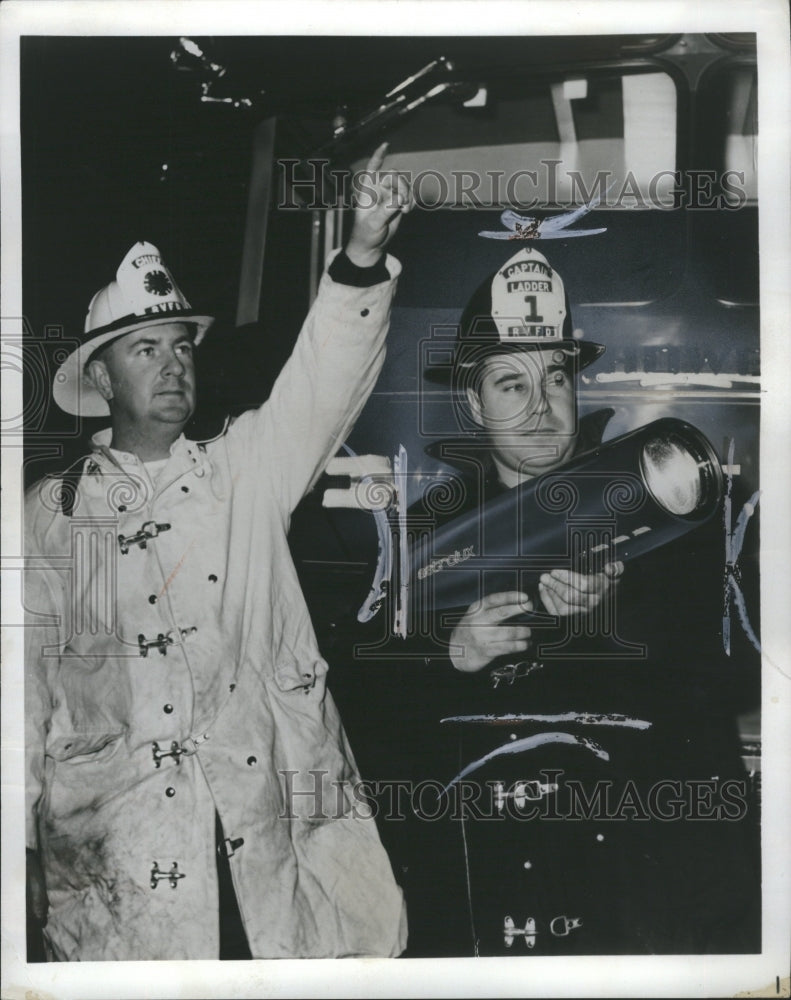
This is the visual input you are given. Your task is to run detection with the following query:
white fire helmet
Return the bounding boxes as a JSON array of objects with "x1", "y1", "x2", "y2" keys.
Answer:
[{"x1": 52, "y1": 241, "x2": 214, "y2": 417}]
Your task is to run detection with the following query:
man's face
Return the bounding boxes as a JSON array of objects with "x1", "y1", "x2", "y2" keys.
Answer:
[
  {"x1": 467, "y1": 348, "x2": 578, "y2": 483},
  {"x1": 91, "y1": 322, "x2": 196, "y2": 430}
]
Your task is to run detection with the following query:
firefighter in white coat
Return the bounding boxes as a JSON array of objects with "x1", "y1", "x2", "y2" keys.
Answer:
[{"x1": 25, "y1": 146, "x2": 412, "y2": 960}]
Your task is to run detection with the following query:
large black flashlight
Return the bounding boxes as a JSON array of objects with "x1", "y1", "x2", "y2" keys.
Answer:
[{"x1": 409, "y1": 418, "x2": 723, "y2": 615}]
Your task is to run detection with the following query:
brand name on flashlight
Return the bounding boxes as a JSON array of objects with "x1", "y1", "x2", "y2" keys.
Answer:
[{"x1": 417, "y1": 545, "x2": 475, "y2": 580}]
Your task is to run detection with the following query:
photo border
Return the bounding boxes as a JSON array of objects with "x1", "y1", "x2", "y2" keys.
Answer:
[{"x1": 2, "y1": 2, "x2": 789, "y2": 997}]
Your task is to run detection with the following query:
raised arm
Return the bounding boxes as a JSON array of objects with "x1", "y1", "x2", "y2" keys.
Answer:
[{"x1": 229, "y1": 144, "x2": 414, "y2": 514}]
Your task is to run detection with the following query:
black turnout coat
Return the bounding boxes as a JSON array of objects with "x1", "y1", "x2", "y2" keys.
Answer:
[{"x1": 294, "y1": 410, "x2": 761, "y2": 957}]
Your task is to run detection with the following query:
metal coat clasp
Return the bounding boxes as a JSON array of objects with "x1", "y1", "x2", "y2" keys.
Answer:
[
  {"x1": 503, "y1": 915, "x2": 536, "y2": 949},
  {"x1": 550, "y1": 915, "x2": 583, "y2": 937},
  {"x1": 119, "y1": 521, "x2": 171, "y2": 554},
  {"x1": 150, "y1": 861, "x2": 185, "y2": 889},
  {"x1": 138, "y1": 632, "x2": 172, "y2": 657},
  {"x1": 152, "y1": 740, "x2": 185, "y2": 768},
  {"x1": 138, "y1": 626, "x2": 196, "y2": 657}
]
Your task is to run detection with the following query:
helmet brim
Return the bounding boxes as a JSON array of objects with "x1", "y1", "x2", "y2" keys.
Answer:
[{"x1": 423, "y1": 337, "x2": 606, "y2": 385}]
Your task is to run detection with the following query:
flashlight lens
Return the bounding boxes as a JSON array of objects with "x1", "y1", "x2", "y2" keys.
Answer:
[{"x1": 641, "y1": 435, "x2": 703, "y2": 515}]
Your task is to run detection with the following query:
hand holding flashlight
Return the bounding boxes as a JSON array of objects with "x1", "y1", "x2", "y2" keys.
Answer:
[
  {"x1": 538, "y1": 561, "x2": 624, "y2": 618},
  {"x1": 449, "y1": 591, "x2": 533, "y2": 673}
]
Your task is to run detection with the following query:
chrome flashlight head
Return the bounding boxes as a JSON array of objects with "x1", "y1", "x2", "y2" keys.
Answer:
[{"x1": 640, "y1": 423, "x2": 723, "y2": 520}]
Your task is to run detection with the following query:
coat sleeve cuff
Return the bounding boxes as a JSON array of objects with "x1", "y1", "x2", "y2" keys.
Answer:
[{"x1": 327, "y1": 248, "x2": 396, "y2": 287}]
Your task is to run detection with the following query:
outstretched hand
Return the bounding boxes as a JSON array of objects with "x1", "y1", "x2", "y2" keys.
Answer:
[
  {"x1": 449, "y1": 591, "x2": 532, "y2": 673},
  {"x1": 345, "y1": 143, "x2": 414, "y2": 267}
]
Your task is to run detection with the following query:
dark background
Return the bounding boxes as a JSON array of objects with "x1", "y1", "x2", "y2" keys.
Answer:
[{"x1": 21, "y1": 33, "x2": 759, "y2": 476}]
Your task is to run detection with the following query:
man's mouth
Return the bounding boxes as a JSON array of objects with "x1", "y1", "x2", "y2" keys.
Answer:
[{"x1": 502, "y1": 426, "x2": 560, "y2": 437}]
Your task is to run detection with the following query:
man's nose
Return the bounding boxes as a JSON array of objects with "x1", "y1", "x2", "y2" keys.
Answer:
[
  {"x1": 525, "y1": 383, "x2": 550, "y2": 420},
  {"x1": 162, "y1": 350, "x2": 186, "y2": 377}
]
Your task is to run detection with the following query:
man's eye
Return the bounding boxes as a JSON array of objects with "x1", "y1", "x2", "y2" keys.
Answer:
[
  {"x1": 548, "y1": 372, "x2": 566, "y2": 387},
  {"x1": 176, "y1": 343, "x2": 193, "y2": 356},
  {"x1": 139, "y1": 347, "x2": 154, "y2": 357},
  {"x1": 503, "y1": 382, "x2": 525, "y2": 393}
]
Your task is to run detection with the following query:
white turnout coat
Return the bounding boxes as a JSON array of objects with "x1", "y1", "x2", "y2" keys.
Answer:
[{"x1": 24, "y1": 255, "x2": 407, "y2": 960}]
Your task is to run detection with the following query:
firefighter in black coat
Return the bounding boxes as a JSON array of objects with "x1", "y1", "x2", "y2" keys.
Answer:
[{"x1": 312, "y1": 246, "x2": 760, "y2": 957}]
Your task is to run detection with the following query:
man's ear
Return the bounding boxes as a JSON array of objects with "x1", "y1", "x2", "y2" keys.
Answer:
[
  {"x1": 85, "y1": 358, "x2": 114, "y2": 402},
  {"x1": 466, "y1": 386, "x2": 484, "y2": 426}
]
